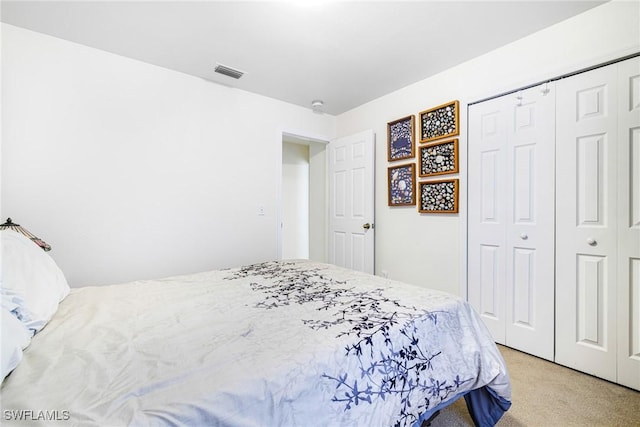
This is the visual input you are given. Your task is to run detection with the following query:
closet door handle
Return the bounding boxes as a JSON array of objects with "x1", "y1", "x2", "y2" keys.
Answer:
[
  {"x1": 586, "y1": 237, "x2": 597, "y2": 246},
  {"x1": 519, "y1": 233, "x2": 528, "y2": 240}
]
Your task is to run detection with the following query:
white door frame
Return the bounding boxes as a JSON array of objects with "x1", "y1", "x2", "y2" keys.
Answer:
[{"x1": 276, "y1": 128, "x2": 330, "y2": 261}]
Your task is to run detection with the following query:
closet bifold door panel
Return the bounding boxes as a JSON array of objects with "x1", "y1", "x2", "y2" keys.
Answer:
[
  {"x1": 556, "y1": 64, "x2": 619, "y2": 382},
  {"x1": 468, "y1": 99, "x2": 507, "y2": 344},
  {"x1": 556, "y1": 56, "x2": 640, "y2": 390},
  {"x1": 616, "y1": 58, "x2": 640, "y2": 391},
  {"x1": 468, "y1": 84, "x2": 556, "y2": 361}
]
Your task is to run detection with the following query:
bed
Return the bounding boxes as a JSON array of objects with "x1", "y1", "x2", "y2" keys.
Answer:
[{"x1": 1, "y1": 229, "x2": 511, "y2": 426}]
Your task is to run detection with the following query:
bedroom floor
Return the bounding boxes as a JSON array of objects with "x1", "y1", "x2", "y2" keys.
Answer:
[{"x1": 431, "y1": 345, "x2": 640, "y2": 427}]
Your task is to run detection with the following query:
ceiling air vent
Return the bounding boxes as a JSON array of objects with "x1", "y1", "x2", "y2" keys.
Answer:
[{"x1": 214, "y1": 64, "x2": 244, "y2": 79}]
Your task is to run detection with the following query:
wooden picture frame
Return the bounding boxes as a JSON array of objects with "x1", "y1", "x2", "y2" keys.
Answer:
[
  {"x1": 419, "y1": 100, "x2": 459, "y2": 143},
  {"x1": 388, "y1": 163, "x2": 416, "y2": 206},
  {"x1": 419, "y1": 139, "x2": 459, "y2": 177},
  {"x1": 387, "y1": 115, "x2": 415, "y2": 162},
  {"x1": 418, "y1": 179, "x2": 459, "y2": 213}
]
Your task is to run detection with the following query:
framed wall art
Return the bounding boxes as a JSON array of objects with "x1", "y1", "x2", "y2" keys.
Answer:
[
  {"x1": 418, "y1": 179, "x2": 459, "y2": 213},
  {"x1": 419, "y1": 139, "x2": 459, "y2": 177},
  {"x1": 419, "y1": 100, "x2": 459, "y2": 143},
  {"x1": 388, "y1": 163, "x2": 416, "y2": 206},
  {"x1": 387, "y1": 115, "x2": 415, "y2": 162}
]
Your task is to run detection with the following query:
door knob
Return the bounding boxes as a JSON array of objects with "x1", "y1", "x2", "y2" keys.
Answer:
[
  {"x1": 363, "y1": 223, "x2": 371, "y2": 230},
  {"x1": 586, "y1": 237, "x2": 597, "y2": 246},
  {"x1": 520, "y1": 233, "x2": 528, "y2": 240}
]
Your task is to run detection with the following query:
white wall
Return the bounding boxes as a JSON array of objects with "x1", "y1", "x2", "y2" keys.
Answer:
[
  {"x1": 282, "y1": 141, "x2": 309, "y2": 259},
  {"x1": 336, "y1": 0, "x2": 640, "y2": 295},
  {"x1": 1, "y1": 24, "x2": 336, "y2": 286},
  {"x1": 308, "y1": 140, "x2": 327, "y2": 263},
  {"x1": 3, "y1": 1, "x2": 638, "y2": 291}
]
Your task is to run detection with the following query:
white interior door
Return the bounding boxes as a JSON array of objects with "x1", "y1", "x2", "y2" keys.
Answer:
[
  {"x1": 616, "y1": 57, "x2": 640, "y2": 391},
  {"x1": 328, "y1": 130, "x2": 375, "y2": 274},
  {"x1": 504, "y1": 84, "x2": 556, "y2": 361},
  {"x1": 468, "y1": 84, "x2": 555, "y2": 360},
  {"x1": 468, "y1": 99, "x2": 508, "y2": 344},
  {"x1": 556, "y1": 63, "x2": 619, "y2": 382}
]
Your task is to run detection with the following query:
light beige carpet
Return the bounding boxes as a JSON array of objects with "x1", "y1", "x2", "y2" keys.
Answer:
[{"x1": 431, "y1": 345, "x2": 640, "y2": 426}]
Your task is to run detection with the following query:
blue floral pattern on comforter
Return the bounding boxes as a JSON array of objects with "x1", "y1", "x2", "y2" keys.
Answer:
[{"x1": 226, "y1": 261, "x2": 511, "y2": 427}]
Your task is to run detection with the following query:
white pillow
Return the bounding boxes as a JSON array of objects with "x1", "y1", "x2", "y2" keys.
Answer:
[
  {"x1": 0, "y1": 288, "x2": 42, "y2": 332},
  {"x1": 1, "y1": 308, "x2": 32, "y2": 381},
  {"x1": 1, "y1": 230, "x2": 70, "y2": 333}
]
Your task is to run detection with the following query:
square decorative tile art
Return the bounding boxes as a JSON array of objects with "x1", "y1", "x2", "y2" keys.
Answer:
[
  {"x1": 419, "y1": 100, "x2": 459, "y2": 143},
  {"x1": 387, "y1": 115, "x2": 415, "y2": 162},
  {"x1": 419, "y1": 139, "x2": 458, "y2": 177},
  {"x1": 419, "y1": 179, "x2": 459, "y2": 213},
  {"x1": 388, "y1": 163, "x2": 416, "y2": 206}
]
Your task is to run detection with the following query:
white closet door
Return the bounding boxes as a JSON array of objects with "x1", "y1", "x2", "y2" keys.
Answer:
[
  {"x1": 504, "y1": 85, "x2": 556, "y2": 361},
  {"x1": 616, "y1": 57, "x2": 640, "y2": 390},
  {"x1": 556, "y1": 64, "x2": 619, "y2": 382},
  {"x1": 469, "y1": 100, "x2": 508, "y2": 344},
  {"x1": 468, "y1": 84, "x2": 555, "y2": 360}
]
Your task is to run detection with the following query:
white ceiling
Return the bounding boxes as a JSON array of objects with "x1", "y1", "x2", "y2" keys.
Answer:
[{"x1": 1, "y1": 1, "x2": 606, "y2": 115}]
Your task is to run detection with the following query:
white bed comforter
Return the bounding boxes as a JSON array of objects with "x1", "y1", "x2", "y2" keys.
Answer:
[{"x1": 0, "y1": 260, "x2": 510, "y2": 427}]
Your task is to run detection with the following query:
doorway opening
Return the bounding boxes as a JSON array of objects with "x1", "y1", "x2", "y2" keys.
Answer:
[{"x1": 280, "y1": 133, "x2": 328, "y2": 261}]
